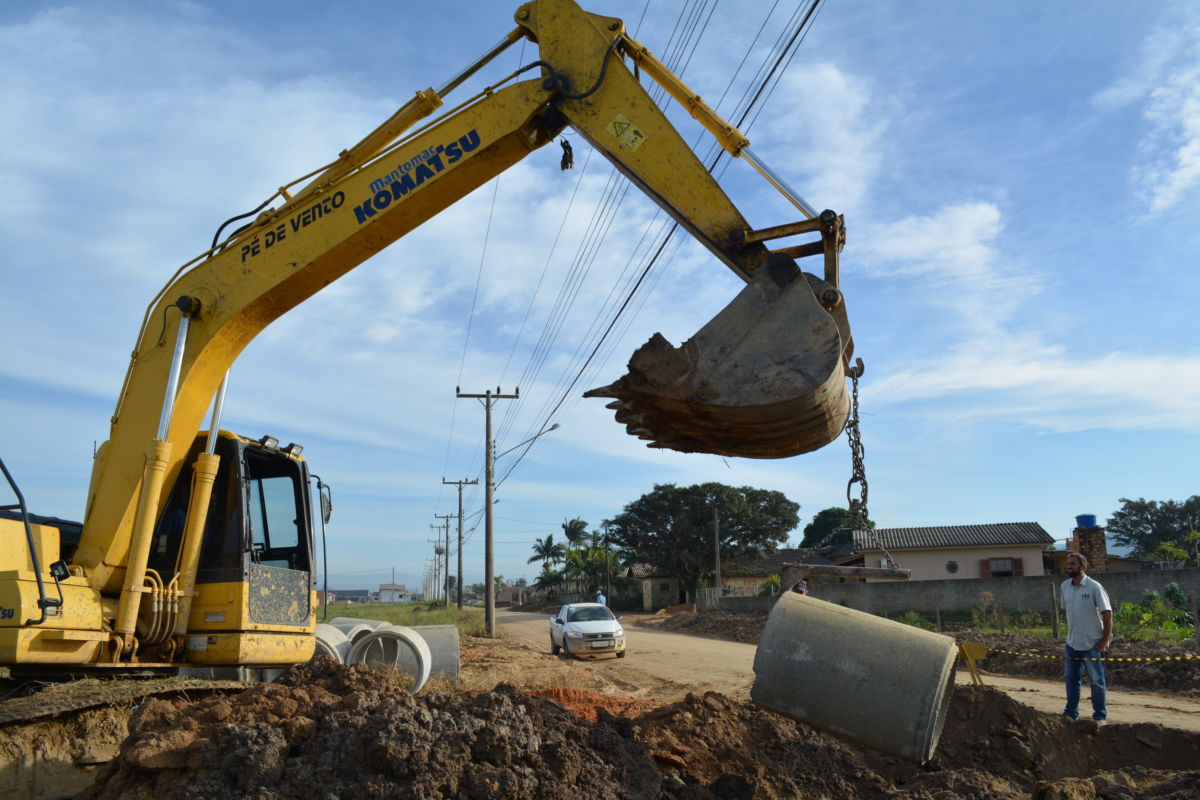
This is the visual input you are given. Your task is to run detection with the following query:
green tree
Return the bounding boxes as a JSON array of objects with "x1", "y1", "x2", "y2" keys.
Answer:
[
  {"x1": 605, "y1": 482, "x2": 799, "y2": 598},
  {"x1": 799, "y1": 506, "x2": 875, "y2": 548},
  {"x1": 561, "y1": 517, "x2": 589, "y2": 546},
  {"x1": 527, "y1": 534, "x2": 566, "y2": 572},
  {"x1": 1107, "y1": 496, "x2": 1200, "y2": 559}
]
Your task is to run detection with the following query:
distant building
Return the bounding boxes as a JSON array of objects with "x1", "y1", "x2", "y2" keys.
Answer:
[
  {"x1": 333, "y1": 589, "x2": 370, "y2": 603},
  {"x1": 316, "y1": 590, "x2": 337, "y2": 605},
  {"x1": 378, "y1": 583, "x2": 409, "y2": 602},
  {"x1": 853, "y1": 522, "x2": 1053, "y2": 580}
]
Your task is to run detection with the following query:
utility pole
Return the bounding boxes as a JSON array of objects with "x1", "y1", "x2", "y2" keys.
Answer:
[
  {"x1": 443, "y1": 477, "x2": 478, "y2": 610},
  {"x1": 434, "y1": 513, "x2": 454, "y2": 608},
  {"x1": 603, "y1": 522, "x2": 612, "y2": 603},
  {"x1": 713, "y1": 505, "x2": 721, "y2": 609},
  {"x1": 429, "y1": 525, "x2": 444, "y2": 603},
  {"x1": 457, "y1": 386, "x2": 519, "y2": 637}
]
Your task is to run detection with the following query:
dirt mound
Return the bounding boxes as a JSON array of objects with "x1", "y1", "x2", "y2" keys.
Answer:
[
  {"x1": 79, "y1": 658, "x2": 661, "y2": 800},
  {"x1": 640, "y1": 608, "x2": 766, "y2": 643},
  {"x1": 529, "y1": 688, "x2": 661, "y2": 722},
  {"x1": 77, "y1": 660, "x2": 1199, "y2": 800}
]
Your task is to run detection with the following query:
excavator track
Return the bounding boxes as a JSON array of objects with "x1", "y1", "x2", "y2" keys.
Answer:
[{"x1": 0, "y1": 675, "x2": 245, "y2": 726}]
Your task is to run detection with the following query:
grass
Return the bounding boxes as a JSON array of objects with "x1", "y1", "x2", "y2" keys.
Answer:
[{"x1": 318, "y1": 602, "x2": 488, "y2": 638}]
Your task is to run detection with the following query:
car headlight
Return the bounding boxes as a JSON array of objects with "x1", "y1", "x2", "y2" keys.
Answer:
[
  {"x1": 614, "y1": 627, "x2": 624, "y2": 636},
  {"x1": 566, "y1": 630, "x2": 582, "y2": 638}
]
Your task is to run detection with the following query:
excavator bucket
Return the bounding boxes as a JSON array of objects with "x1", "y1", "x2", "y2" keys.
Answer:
[{"x1": 586, "y1": 253, "x2": 854, "y2": 458}]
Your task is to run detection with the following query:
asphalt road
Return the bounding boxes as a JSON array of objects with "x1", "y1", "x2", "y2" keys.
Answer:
[{"x1": 497, "y1": 608, "x2": 1200, "y2": 731}]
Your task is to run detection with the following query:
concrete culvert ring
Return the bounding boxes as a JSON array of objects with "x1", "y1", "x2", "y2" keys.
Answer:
[
  {"x1": 313, "y1": 623, "x2": 351, "y2": 664},
  {"x1": 346, "y1": 625, "x2": 431, "y2": 692},
  {"x1": 327, "y1": 617, "x2": 388, "y2": 645}
]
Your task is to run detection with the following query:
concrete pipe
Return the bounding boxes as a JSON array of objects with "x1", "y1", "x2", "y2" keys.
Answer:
[
  {"x1": 347, "y1": 625, "x2": 432, "y2": 693},
  {"x1": 406, "y1": 624, "x2": 461, "y2": 681},
  {"x1": 327, "y1": 617, "x2": 386, "y2": 645},
  {"x1": 313, "y1": 623, "x2": 352, "y2": 664},
  {"x1": 751, "y1": 592, "x2": 957, "y2": 763}
]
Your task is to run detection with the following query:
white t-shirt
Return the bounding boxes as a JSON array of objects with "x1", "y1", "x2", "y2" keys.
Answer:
[{"x1": 1060, "y1": 574, "x2": 1112, "y2": 650}]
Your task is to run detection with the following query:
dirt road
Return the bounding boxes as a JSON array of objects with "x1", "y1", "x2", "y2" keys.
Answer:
[{"x1": 497, "y1": 608, "x2": 1200, "y2": 731}]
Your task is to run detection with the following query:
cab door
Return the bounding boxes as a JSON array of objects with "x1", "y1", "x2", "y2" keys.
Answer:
[{"x1": 243, "y1": 446, "x2": 312, "y2": 626}]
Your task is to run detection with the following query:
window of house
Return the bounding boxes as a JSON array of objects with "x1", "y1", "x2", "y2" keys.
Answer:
[
  {"x1": 945, "y1": 560, "x2": 959, "y2": 574},
  {"x1": 989, "y1": 558, "x2": 1014, "y2": 577}
]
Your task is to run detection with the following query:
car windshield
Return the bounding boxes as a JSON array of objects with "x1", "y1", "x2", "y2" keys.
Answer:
[{"x1": 567, "y1": 606, "x2": 614, "y2": 623}]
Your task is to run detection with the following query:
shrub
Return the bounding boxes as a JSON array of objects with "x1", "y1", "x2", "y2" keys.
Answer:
[{"x1": 898, "y1": 610, "x2": 932, "y2": 630}]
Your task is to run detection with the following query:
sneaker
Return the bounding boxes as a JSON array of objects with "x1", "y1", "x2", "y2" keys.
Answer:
[
  {"x1": 1094, "y1": 719, "x2": 1108, "y2": 726},
  {"x1": 1060, "y1": 713, "x2": 1077, "y2": 721}
]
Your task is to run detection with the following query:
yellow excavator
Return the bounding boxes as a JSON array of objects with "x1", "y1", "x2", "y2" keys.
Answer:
[{"x1": 1, "y1": 0, "x2": 854, "y2": 680}]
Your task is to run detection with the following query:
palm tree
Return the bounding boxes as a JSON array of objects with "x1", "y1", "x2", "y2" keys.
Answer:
[
  {"x1": 561, "y1": 517, "x2": 589, "y2": 546},
  {"x1": 528, "y1": 534, "x2": 566, "y2": 573}
]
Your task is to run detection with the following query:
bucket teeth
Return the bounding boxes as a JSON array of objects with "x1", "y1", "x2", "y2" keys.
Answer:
[
  {"x1": 604, "y1": 400, "x2": 633, "y2": 411},
  {"x1": 584, "y1": 383, "x2": 619, "y2": 400}
]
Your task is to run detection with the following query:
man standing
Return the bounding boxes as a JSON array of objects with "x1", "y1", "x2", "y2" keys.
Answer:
[
  {"x1": 1060, "y1": 552, "x2": 1112, "y2": 723},
  {"x1": 594, "y1": 590, "x2": 606, "y2": 606}
]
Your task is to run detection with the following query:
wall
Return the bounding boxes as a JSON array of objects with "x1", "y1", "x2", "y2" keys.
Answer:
[
  {"x1": 642, "y1": 577, "x2": 680, "y2": 611},
  {"x1": 855, "y1": 545, "x2": 1048, "y2": 581},
  {"x1": 801, "y1": 567, "x2": 1200, "y2": 616}
]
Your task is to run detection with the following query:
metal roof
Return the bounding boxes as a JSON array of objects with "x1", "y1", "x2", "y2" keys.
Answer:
[{"x1": 853, "y1": 522, "x2": 1052, "y2": 551}]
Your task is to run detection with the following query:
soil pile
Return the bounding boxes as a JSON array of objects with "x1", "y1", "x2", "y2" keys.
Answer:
[
  {"x1": 78, "y1": 659, "x2": 1200, "y2": 800},
  {"x1": 79, "y1": 658, "x2": 661, "y2": 800},
  {"x1": 641, "y1": 608, "x2": 767, "y2": 644}
]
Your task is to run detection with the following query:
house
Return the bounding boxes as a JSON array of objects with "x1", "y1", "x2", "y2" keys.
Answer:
[
  {"x1": 332, "y1": 588, "x2": 371, "y2": 603},
  {"x1": 378, "y1": 583, "x2": 408, "y2": 603},
  {"x1": 852, "y1": 523, "x2": 1053, "y2": 581},
  {"x1": 629, "y1": 551, "x2": 805, "y2": 611},
  {"x1": 498, "y1": 585, "x2": 540, "y2": 605}
]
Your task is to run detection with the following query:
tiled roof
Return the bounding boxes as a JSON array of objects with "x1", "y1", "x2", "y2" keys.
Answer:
[{"x1": 853, "y1": 522, "x2": 1052, "y2": 551}]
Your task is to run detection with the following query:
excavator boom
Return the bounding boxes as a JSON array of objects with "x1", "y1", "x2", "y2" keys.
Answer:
[{"x1": 5, "y1": 0, "x2": 855, "y2": 676}]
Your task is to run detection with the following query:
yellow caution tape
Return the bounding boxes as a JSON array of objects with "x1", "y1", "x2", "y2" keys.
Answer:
[{"x1": 989, "y1": 648, "x2": 1199, "y2": 663}]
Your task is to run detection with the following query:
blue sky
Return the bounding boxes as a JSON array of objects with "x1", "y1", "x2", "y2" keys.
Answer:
[{"x1": 2, "y1": 0, "x2": 1197, "y2": 594}]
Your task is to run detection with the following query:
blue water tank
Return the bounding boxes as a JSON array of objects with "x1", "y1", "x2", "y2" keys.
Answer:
[{"x1": 1075, "y1": 514, "x2": 1098, "y2": 529}]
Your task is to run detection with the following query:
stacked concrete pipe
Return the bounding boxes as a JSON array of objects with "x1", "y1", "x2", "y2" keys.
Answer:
[{"x1": 313, "y1": 617, "x2": 460, "y2": 692}]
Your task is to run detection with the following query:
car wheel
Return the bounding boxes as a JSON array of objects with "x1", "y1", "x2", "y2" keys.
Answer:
[
  {"x1": 550, "y1": 636, "x2": 560, "y2": 656},
  {"x1": 616, "y1": 648, "x2": 626, "y2": 658},
  {"x1": 562, "y1": 639, "x2": 572, "y2": 659}
]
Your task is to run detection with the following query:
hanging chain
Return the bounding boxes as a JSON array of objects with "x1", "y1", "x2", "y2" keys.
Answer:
[
  {"x1": 845, "y1": 358, "x2": 868, "y2": 527},
  {"x1": 844, "y1": 357, "x2": 896, "y2": 567}
]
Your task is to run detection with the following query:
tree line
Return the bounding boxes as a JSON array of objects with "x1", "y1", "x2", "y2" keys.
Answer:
[{"x1": 524, "y1": 487, "x2": 1200, "y2": 604}]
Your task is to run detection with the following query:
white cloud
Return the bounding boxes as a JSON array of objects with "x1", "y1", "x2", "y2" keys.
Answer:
[
  {"x1": 1090, "y1": 17, "x2": 1200, "y2": 213},
  {"x1": 857, "y1": 203, "x2": 1200, "y2": 434},
  {"x1": 753, "y1": 63, "x2": 889, "y2": 214},
  {"x1": 869, "y1": 341, "x2": 1200, "y2": 434},
  {"x1": 859, "y1": 202, "x2": 1038, "y2": 338}
]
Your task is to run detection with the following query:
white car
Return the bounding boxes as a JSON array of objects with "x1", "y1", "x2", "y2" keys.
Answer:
[{"x1": 549, "y1": 602, "x2": 627, "y2": 659}]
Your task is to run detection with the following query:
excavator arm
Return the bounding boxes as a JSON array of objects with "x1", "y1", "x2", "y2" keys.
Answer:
[{"x1": 76, "y1": 0, "x2": 855, "y2": 611}]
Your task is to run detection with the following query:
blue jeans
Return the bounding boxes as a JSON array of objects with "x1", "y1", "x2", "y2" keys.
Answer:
[{"x1": 1063, "y1": 645, "x2": 1106, "y2": 720}]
